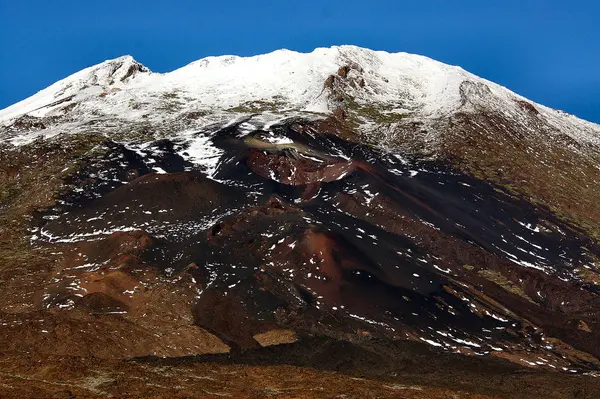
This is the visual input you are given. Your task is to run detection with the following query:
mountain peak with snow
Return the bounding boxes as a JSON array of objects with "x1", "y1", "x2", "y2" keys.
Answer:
[{"x1": 1, "y1": 45, "x2": 599, "y2": 147}]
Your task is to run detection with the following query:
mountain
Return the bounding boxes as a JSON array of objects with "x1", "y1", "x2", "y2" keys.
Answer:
[{"x1": 1, "y1": 46, "x2": 600, "y2": 398}]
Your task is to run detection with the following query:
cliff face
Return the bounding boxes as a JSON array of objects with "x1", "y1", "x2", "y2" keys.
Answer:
[{"x1": 1, "y1": 46, "x2": 600, "y2": 397}]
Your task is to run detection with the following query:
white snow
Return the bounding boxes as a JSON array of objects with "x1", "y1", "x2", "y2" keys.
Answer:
[
  {"x1": 262, "y1": 136, "x2": 294, "y2": 145},
  {"x1": 420, "y1": 337, "x2": 444, "y2": 347},
  {"x1": 175, "y1": 130, "x2": 224, "y2": 178},
  {"x1": 2, "y1": 45, "x2": 599, "y2": 149}
]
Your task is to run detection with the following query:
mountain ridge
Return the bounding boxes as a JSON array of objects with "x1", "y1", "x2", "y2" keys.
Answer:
[{"x1": 2, "y1": 45, "x2": 599, "y2": 147}]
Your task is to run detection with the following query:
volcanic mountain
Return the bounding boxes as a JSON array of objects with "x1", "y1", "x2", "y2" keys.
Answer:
[{"x1": 1, "y1": 46, "x2": 600, "y2": 398}]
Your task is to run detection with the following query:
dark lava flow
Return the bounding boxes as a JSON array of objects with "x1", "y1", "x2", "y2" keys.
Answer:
[{"x1": 33, "y1": 118, "x2": 600, "y2": 369}]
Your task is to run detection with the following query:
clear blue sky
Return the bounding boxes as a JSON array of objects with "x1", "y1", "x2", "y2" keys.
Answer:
[{"x1": 1, "y1": 0, "x2": 599, "y2": 123}]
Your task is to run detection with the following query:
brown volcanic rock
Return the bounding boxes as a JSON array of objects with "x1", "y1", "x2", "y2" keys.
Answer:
[
  {"x1": 516, "y1": 99, "x2": 540, "y2": 115},
  {"x1": 75, "y1": 230, "x2": 156, "y2": 266},
  {"x1": 14, "y1": 227, "x2": 232, "y2": 359},
  {"x1": 254, "y1": 329, "x2": 298, "y2": 347},
  {"x1": 247, "y1": 148, "x2": 356, "y2": 185},
  {"x1": 35, "y1": 230, "x2": 157, "y2": 311},
  {"x1": 193, "y1": 288, "x2": 282, "y2": 350}
]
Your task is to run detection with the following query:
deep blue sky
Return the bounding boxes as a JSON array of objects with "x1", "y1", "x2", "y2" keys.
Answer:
[{"x1": 1, "y1": 0, "x2": 599, "y2": 123}]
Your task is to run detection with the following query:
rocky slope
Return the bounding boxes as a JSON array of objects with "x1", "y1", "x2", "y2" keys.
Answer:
[{"x1": 1, "y1": 46, "x2": 600, "y2": 398}]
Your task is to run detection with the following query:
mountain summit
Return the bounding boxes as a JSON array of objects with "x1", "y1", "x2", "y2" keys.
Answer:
[
  {"x1": 1, "y1": 46, "x2": 600, "y2": 397},
  {"x1": 2, "y1": 46, "x2": 599, "y2": 145}
]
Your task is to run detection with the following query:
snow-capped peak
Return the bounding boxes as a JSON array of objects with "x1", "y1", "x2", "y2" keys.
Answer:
[
  {"x1": 1, "y1": 45, "x2": 599, "y2": 146},
  {"x1": 0, "y1": 45, "x2": 472, "y2": 122},
  {"x1": 0, "y1": 55, "x2": 150, "y2": 123}
]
